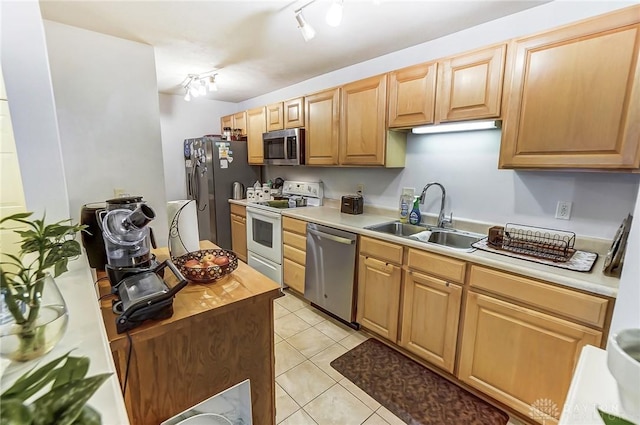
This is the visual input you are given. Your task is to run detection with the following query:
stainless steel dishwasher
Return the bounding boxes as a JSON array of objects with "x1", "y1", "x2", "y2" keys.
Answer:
[{"x1": 304, "y1": 223, "x2": 358, "y2": 327}]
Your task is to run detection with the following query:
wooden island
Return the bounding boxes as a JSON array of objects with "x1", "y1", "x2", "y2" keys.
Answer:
[{"x1": 98, "y1": 241, "x2": 281, "y2": 425}]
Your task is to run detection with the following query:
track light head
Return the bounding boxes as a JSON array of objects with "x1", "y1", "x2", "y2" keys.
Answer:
[
  {"x1": 326, "y1": 0, "x2": 343, "y2": 27},
  {"x1": 295, "y1": 9, "x2": 315, "y2": 41}
]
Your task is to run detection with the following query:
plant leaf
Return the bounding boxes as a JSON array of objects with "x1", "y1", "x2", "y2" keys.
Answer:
[
  {"x1": 0, "y1": 398, "x2": 33, "y2": 425},
  {"x1": 31, "y1": 374, "x2": 111, "y2": 425},
  {"x1": 0, "y1": 212, "x2": 33, "y2": 224},
  {"x1": 52, "y1": 357, "x2": 89, "y2": 389},
  {"x1": 597, "y1": 408, "x2": 637, "y2": 425},
  {"x1": 1, "y1": 353, "x2": 70, "y2": 402},
  {"x1": 71, "y1": 405, "x2": 101, "y2": 425}
]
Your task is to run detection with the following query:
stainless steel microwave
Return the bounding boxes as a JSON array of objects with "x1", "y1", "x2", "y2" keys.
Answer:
[{"x1": 263, "y1": 128, "x2": 305, "y2": 165}]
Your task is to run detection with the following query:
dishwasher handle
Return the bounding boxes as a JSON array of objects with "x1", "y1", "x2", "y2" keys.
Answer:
[{"x1": 307, "y1": 228, "x2": 356, "y2": 245}]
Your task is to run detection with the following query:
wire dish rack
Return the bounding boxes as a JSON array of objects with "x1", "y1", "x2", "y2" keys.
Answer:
[{"x1": 487, "y1": 224, "x2": 576, "y2": 262}]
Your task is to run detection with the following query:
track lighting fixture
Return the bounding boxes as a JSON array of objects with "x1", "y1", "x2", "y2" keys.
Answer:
[
  {"x1": 182, "y1": 72, "x2": 219, "y2": 101},
  {"x1": 295, "y1": 8, "x2": 315, "y2": 41},
  {"x1": 326, "y1": 0, "x2": 343, "y2": 27}
]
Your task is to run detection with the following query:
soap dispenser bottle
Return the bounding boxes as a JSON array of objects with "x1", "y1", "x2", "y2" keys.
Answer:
[{"x1": 409, "y1": 196, "x2": 421, "y2": 225}]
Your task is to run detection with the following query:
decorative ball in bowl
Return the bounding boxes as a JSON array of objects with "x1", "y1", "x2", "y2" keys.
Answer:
[{"x1": 173, "y1": 249, "x2": 238, "y2": 283}]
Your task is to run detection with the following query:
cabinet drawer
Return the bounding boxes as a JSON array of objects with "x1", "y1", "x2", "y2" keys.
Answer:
[
  {"x1": 230, "y1": 203, "x2": 246, "y2": 217},
  {"x1": 283, "y1": 231, "x2": 306, "y2": 251},
  {"x1": 283, "y1": 216, "x2": 307, "y2": 235},
  {"x1": 283, "y1": 244, "x2": 306, "y2": 265},
  {"x1": 407, "y1": 249, "x2": 466, "y2": 284},
  {"x1": 284, "y1": 258, "x2": 305, "y2": 294},
  {"x1": 469, "y1": 266, "x2": 609, "y2": 328},
  {"x1": 359, "y1": 236, "x2": 403, "y2": 265}
]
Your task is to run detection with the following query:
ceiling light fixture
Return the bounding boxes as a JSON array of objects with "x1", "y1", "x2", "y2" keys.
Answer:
[
  {"x1": 326, "y1": 0, "x2": 343, "y2": 27},
  {"x1": 182, "y1": 72, "x2": 219, "y2": 101},
  {"x1": 295, "y1": 4, "x2": 316, "y2": 41},
  {"x1": 411, "y1": 120, "x2": 502, "y2": 134}
]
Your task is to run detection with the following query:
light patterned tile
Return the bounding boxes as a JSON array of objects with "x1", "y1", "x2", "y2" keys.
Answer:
[
  {"x1": 310, "y1": 343, "x2": 349, "y2": 381},
  {"x1": 279, "y1": 409, "x2": 318, "y2": 425},
  {"x1": 287, "y1": 327, "x2": 336, "y2": 359},
  {"x1": 314, "y1": 319, "x2": 355, "y2": 342},
  {"x1": 294, "y1": 306, "x2": 328, "y2": 326},
  {"x1": 274, "y1": 332, "x2": 283, "y2": 344},
  {"x1": 275, "y1": 312, "x2": 311, "y2": 339},
  {"x1": 276, "y1": 361, "x2": 335, "y2": 407},
  {"x1": 274, "y1": 302, "x2": 291, "y2": 319},
  {"x1": 339, "y1": 377, "x2": 381, "y2": 411},
  {"x1": 375, "y1": 406, "x2": 405, "y2": 425},
  {"x1": 276, "y1": 383, "x2": 300, "y2": 424},
  {"x1": 275, "y1": 340, "x2": 306, "y2": 376},
  {"x1": 362, "y1": 414, "x2": 390, "y2": 425},
  {"x1": 339, "y1": 332, "x2": 369, "y2": 350},
  {"x1": 277, "y1": 291, "x2": 308, "y2": 312},
  {"x1": 304, "y1": 383, "x2": 373, "y2": 425}
]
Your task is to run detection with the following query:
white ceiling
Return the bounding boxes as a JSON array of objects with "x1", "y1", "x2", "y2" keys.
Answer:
[{"x1": 39, "y1": 0, "x2": 548, "y2": 103}]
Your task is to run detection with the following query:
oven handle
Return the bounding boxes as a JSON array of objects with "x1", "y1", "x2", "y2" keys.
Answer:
[{"x1": 307, "y1": 228, "x2": 355, "y2": 245}]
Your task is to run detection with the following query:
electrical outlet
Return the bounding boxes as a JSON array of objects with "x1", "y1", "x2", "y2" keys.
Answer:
[
  {"x1": 555, "y1": 201, "x2": 572, "y2": 220},
  {"x1": 357, "y1": 184, "x2": 364, "y2": 195}
]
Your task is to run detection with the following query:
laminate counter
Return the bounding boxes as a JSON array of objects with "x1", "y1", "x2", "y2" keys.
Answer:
[{"x1": 98, "y1": 240, "x2": 281, "y2": 425}]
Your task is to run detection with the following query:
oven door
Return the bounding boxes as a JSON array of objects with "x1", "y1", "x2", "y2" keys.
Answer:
[{"x1": 246, "y1": 206, "x2": 282, "y2": 264}]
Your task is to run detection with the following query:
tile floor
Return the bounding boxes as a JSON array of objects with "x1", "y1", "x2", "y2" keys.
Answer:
[{"x1": 273, "y1": 290, "x2": 525, "y2": 425}]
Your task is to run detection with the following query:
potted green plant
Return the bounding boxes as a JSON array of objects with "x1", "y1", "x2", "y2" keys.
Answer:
[{"x1": 0, "y1": 212, "x2": 86, "y2": 362}]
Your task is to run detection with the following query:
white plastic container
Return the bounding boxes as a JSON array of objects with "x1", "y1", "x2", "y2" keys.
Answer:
[{"x1": 399, "y1": 187, "x2": 415, "y2": 223}]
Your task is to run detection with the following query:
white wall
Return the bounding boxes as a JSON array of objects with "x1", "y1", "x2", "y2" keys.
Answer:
[
  {"x1": 159, "y1": 94, "x2": 236, "y2": 201},
  {"x1": 43, "y1": 20, "x2": 169, "y2": 243},
  {"x1": 1, "y1": 1, "x2": 70, "y2": 221}
]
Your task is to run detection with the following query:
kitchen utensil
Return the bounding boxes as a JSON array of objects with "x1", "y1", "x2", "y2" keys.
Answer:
[
  {"x1": 80, "y1": 202, "x2": 108, "y2": 269},
  {"x1": 232, "y1": 182, "x2": 244, "y2": 200}
]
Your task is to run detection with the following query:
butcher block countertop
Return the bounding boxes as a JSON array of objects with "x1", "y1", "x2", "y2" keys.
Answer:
[{"x1": 98, "y1": 240, "x2": 281, "y2": 425}]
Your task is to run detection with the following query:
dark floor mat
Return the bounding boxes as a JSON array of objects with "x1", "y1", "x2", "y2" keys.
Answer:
[{"x1": 330, "y1": 338, "x2": 509, "y2": 425}]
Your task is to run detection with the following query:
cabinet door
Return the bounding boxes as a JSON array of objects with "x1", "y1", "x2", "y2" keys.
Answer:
[
  {"x1": 436, "y1": 44, "x2": 505, "y2": 123},
  {"x1": 284, "y1": 97, "x2": 305, "y2": 128},
  {"x1": 233, "y1": 111, "x2": 247, "y2": 135},
  {"x1": 246, "y1": 107, "x2": 266, "y2": 164},
  {"x1": 340, "y1": 75, "x2": 387, "y2": 165},
  {"x1": 388, "y1": 62, "x2": 437, "y2": 128},
  {"x1": 266, "y1": 102, "x2": 284, "y2": 132},
  {"x1": 221, "y1": 114, "x2": 233, "y2": 132},
  {"x1": 459, "y1": 292, "x2": 602, "y2": 422},
  {"x1": 500, "y1": 8, "x2": 640, "y2": 169},
  {"x1": 283, "y1": 257, "x2": 305, "y2": 294},
  {"x1": 230, "y1": 213, "x2": 247, "y2": 262},
  {"x1": 356, "y1": 255, "x2": 401, "y2": 341},
  {"x1": 399, "y1": 270, "x2": 461, "y2": 373},
  {"x1": 305, "y1": 88, "x2": 340, "y2": 165}
]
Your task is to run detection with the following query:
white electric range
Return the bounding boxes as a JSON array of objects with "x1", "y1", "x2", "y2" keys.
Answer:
[{"x1": 245, "y1": 181, "x2": 323, "y2": 286}]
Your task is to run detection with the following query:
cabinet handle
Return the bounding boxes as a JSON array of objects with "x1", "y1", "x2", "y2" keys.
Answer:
[{"x1": 446, "y1": 281, "x2": 450, "y2": 287}]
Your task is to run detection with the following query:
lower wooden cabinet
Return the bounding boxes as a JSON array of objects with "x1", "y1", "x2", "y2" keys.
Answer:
[
  {"x1": 282, "y1": 217, "x2": 307, "y2": 294},
  {"x1": 230, "y1": 204, "x2": 247, "y2": 262},
  {"x1": 458, "y1": 291, "x2": 602, "y2": 423},
  {"x1": 399, "y1": 270, "x2": 461, "y2": 373}
]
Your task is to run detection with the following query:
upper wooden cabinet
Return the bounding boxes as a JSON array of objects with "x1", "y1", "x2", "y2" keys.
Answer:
[
  {"x1": 220, "y1": 114, "x2": 233, "y2": 132},
  {"x1": 388, "y1": 62, "x2": 437, "y2": 128},
  {"x1": 266, "y1": 102, "x2": 284, "y2": 132},
  {"x1": 284, "y1": 97, "x2": 305, "y2": 128},
  {"x1": 436, "y1": 44, "x2": 506, "y2": 123},
  {"x1": 221, "y1": 112, "x2": 248, "y2": 135},
  {"x1": 305, "y1": 88, "x2": 341, "y2": 165},
  {"x1": 499, "y1": 7, "x2": 640, "y2": 170},
  {"x1": 246, "y1": 107, "x2": 266, "y2": 164}
]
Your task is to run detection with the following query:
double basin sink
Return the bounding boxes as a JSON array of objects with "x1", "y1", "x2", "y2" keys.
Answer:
[{"x1": 364, "y1": 221, "x2": 484, "y2": 252}]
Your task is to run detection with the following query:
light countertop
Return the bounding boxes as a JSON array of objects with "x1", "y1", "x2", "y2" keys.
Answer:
[{"x1": 231, "y1": 199, "x2": 620, "y2": 298}]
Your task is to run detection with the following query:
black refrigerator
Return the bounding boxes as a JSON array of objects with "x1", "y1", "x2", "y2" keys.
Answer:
[{"x1": 184, "y1": 137, "x2": 261, "y2": 249}]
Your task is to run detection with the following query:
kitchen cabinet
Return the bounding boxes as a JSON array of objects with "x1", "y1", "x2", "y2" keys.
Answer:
[
  {"x1": 436, "y1": 44, "x2": 506, "y2": 123},
  {"x1": 266, "y1": 102, "x2": 284, "y2": 132},
  {"x1": 282, "y1": 216, "x2": 307, "y2": 294},
  {"x1": 284, "y1": 97, "x2": 305, "y2": 128},
  {"x1": 499, "y1": 7, "x2": 640, "y2": 170},
  {"x1": 388, "y1": 62, "x2": 438, "y2": 128},
  {"x1": 220, "y1": 114, "x2": 233, "y2": 132},
  {"x1": 305, "y1": 87, "x2": 341, "y2": 165},
  {"x1": 246, "y1": 107, "x2": 266, "y2": 164},
  {"x1": 230, "y1": 204, "x2": 247, "y2": 262},
  {"x1": 220, "y1": 112, "x2": 247, "y2": 136},
  {"x1": 399, "y1": 249, "x2": 465, "y2": 373},
  {"x1": 357, "y1": 236, "x2": 403, "y2": 341},
  {"x1": 458, "y1": 265, "x2": 609, "y2": 423},
  {"x1": 340, "y1": 75, "x2": 406, "y2": 167}
]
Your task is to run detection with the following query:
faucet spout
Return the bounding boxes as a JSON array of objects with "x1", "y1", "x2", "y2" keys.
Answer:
[{"x1": 419, "y1": 182, "x2": 447, "y2": 228}]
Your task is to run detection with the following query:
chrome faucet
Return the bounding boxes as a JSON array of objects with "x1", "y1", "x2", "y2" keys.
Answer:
[{"x1": 420, "y1": 182, "x2": 452, "y2": 228}]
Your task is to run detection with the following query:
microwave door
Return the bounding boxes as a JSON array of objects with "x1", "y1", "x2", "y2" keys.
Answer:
[{"x1": 264, "y1": 137, "x2": 285, "y2": 161}]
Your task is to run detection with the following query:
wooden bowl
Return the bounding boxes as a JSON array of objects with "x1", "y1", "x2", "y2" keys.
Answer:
[{"x1": 173, "y1": 249, "x2": 238, "y2": 283}]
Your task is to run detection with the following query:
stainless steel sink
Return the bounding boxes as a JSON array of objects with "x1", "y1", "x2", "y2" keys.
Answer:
[
  {"x1": 427, "y1": 229, "x2": 483, "y2": 251},
  {"x1": 364, "y1": 221, "x2": 429, "y2": 237}
]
